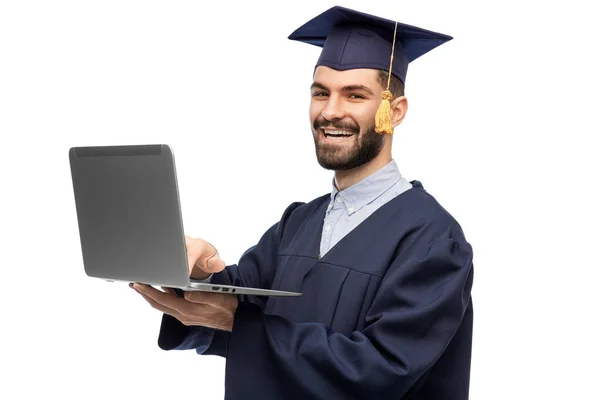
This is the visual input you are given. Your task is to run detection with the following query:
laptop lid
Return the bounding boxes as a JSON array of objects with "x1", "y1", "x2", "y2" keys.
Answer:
[{"x1": 69, "y1": 144, "x2": 191, "y2": 288}]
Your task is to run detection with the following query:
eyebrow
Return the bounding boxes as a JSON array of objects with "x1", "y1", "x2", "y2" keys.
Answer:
[{"x1": 310, "y1": 82, "x2": 375, "y2": 96}]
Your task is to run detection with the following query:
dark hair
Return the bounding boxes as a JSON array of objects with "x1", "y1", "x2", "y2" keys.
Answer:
[{"x1": 377, "y1": 70, "x2": 405, "y2": 98}]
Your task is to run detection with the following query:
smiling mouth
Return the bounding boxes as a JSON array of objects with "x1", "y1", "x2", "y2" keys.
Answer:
[{"x1": 321, "y1": 128, "x2": 356, "y2": 140}]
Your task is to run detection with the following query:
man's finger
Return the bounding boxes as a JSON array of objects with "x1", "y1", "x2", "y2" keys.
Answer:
[
  {"x1": 184, "y1": 291, "x2": 234, "y2": 311},
  {"x1": 206, "y1": 255, "x2": 226, "y2": 273},
  {"x1": 188, "y1": 240, "x2": 220, "y2": 272},
  {"x1": 134, "y1": 288, "x2": 181, "y2": 317},
  {"x1": 160, "y1": 287, "x2": 177, "y2": 295},
  {"x1": 132, "y1": 283, "x2": 184, "y2": 311}
]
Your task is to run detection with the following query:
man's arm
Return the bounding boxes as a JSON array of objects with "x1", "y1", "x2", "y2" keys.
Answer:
[{"x1": 156, "y1": 201, "x2": 305, "y2": 354}]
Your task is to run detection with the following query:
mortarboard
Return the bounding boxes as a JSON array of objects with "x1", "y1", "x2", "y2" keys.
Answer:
[{"x1": 288, "y1": 6, "x2": 452, "y2": 134}]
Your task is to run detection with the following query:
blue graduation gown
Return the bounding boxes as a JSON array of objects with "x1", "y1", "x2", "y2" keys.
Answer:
[{"x1": 158, "y1": 181, "x2": 474, "y2": 399}]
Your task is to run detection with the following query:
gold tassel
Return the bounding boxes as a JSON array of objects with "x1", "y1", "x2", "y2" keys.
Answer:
[
  {"x1": 375, "y1": 21, "x2": 398, "y2": 135},
  {"x1": 375, "y1": 90, "x2": 393, "y2": 134}
]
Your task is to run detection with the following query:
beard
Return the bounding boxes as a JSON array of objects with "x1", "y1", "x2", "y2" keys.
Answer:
[{"x1": 312, "y1": 116, "x2": 385, "y2": 171}]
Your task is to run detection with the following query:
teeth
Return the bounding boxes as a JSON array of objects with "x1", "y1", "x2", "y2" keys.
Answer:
[{"x1": 324, "y1": 129, "x2": 353, "y2": 136}]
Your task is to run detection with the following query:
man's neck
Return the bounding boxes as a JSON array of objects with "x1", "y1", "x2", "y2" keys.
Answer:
[{"x1": 334, "y1": 155, "x2": 392, "y2": 192}]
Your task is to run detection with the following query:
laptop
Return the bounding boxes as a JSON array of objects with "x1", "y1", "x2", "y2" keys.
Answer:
[{"x1": 68, "y1": 144, "x2": 301, "y2": 297}]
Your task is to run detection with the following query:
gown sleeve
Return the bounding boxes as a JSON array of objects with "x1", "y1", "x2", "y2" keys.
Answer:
[
  {"x1": 222, "y1": 234, "x2": 474, "y2": 399},
  {"x1": 157, "y1": 202, "x2": 305, "y2": 354}
]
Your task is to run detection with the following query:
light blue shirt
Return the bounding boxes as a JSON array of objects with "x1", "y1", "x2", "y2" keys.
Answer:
[
  {"x1": 319, "y1": 159, "x2": 413, "y2": 257},
  {"x1": 201, "y1": 160, "x2": 412, "y2": 282}
]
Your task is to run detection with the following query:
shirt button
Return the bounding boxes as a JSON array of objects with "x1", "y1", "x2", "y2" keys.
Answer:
[
  {"x1": 324, "y1": 224, "x2": 331, "y2": 232},
  {"x1": 348, "y1": 206, "x2": 355, "y2": 213},
  {"x1": 336, "y1": 197, "x2": 342, "y2": 203}
]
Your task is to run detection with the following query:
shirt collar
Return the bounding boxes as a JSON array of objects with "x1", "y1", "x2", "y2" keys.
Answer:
[{"x1": 328, "y1": 159, "x2": 403, "y2": 215}]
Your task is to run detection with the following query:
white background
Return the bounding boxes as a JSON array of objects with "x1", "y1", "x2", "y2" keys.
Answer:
[{"x1": 1, "y1": 0, "x2": 599, "y2": 399}]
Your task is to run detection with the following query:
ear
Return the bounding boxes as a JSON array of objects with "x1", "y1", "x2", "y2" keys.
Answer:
[{"x1": 390, "y1": 96, "x2": 408, "y2": 129}]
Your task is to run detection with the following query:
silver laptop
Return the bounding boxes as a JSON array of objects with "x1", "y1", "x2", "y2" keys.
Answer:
[{"x1": 68, "y1": 144, "x2": 301, "y2": 297}]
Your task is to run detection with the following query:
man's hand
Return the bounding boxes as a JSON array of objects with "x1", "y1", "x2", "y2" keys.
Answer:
[
  {"x1": 130, "y1": 235, "x2": 234, "y2": 330},
  {"x1": 184, "y1": 235, "x2": 226, "y2": 280},
  {"x1": 131, "y1": 283, "x2": 238, "y2": 332}
]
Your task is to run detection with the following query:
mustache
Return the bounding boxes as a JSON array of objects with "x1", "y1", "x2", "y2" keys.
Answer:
[{"x1": 313, "y1": 116, "x2": 360, "y2": 133}]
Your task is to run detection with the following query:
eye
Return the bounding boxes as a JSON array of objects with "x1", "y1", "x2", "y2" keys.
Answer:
[
  {"x1": 312, "y1": 92, "x2": 329, "y2": 97},
  {"x1": 348, "y1": 94, "x2": 366, "y2": 99}
]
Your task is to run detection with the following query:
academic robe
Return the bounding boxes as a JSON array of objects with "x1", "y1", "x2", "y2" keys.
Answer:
[{"x1": 158, "y1": 180, "x2": 474, "y2": 399}]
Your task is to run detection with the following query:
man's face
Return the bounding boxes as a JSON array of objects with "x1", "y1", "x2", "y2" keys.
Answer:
[{"x1": 310, "y1": 66, "x2": 385, "y2": 171}]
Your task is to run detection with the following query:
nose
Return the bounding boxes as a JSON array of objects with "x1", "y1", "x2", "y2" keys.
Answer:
[{"x1": 321, "y1": 95, "x2": 346, "y2": 121}]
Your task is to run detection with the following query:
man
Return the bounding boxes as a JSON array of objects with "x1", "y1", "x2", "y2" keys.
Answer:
[{"x1": 132, "y1": 6, "x2": 474, "y2": 399}]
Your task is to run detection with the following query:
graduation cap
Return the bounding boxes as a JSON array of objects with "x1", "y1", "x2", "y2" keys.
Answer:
[{"x1": 288, "y1": 6, "x2": 452, "y2": 134}]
